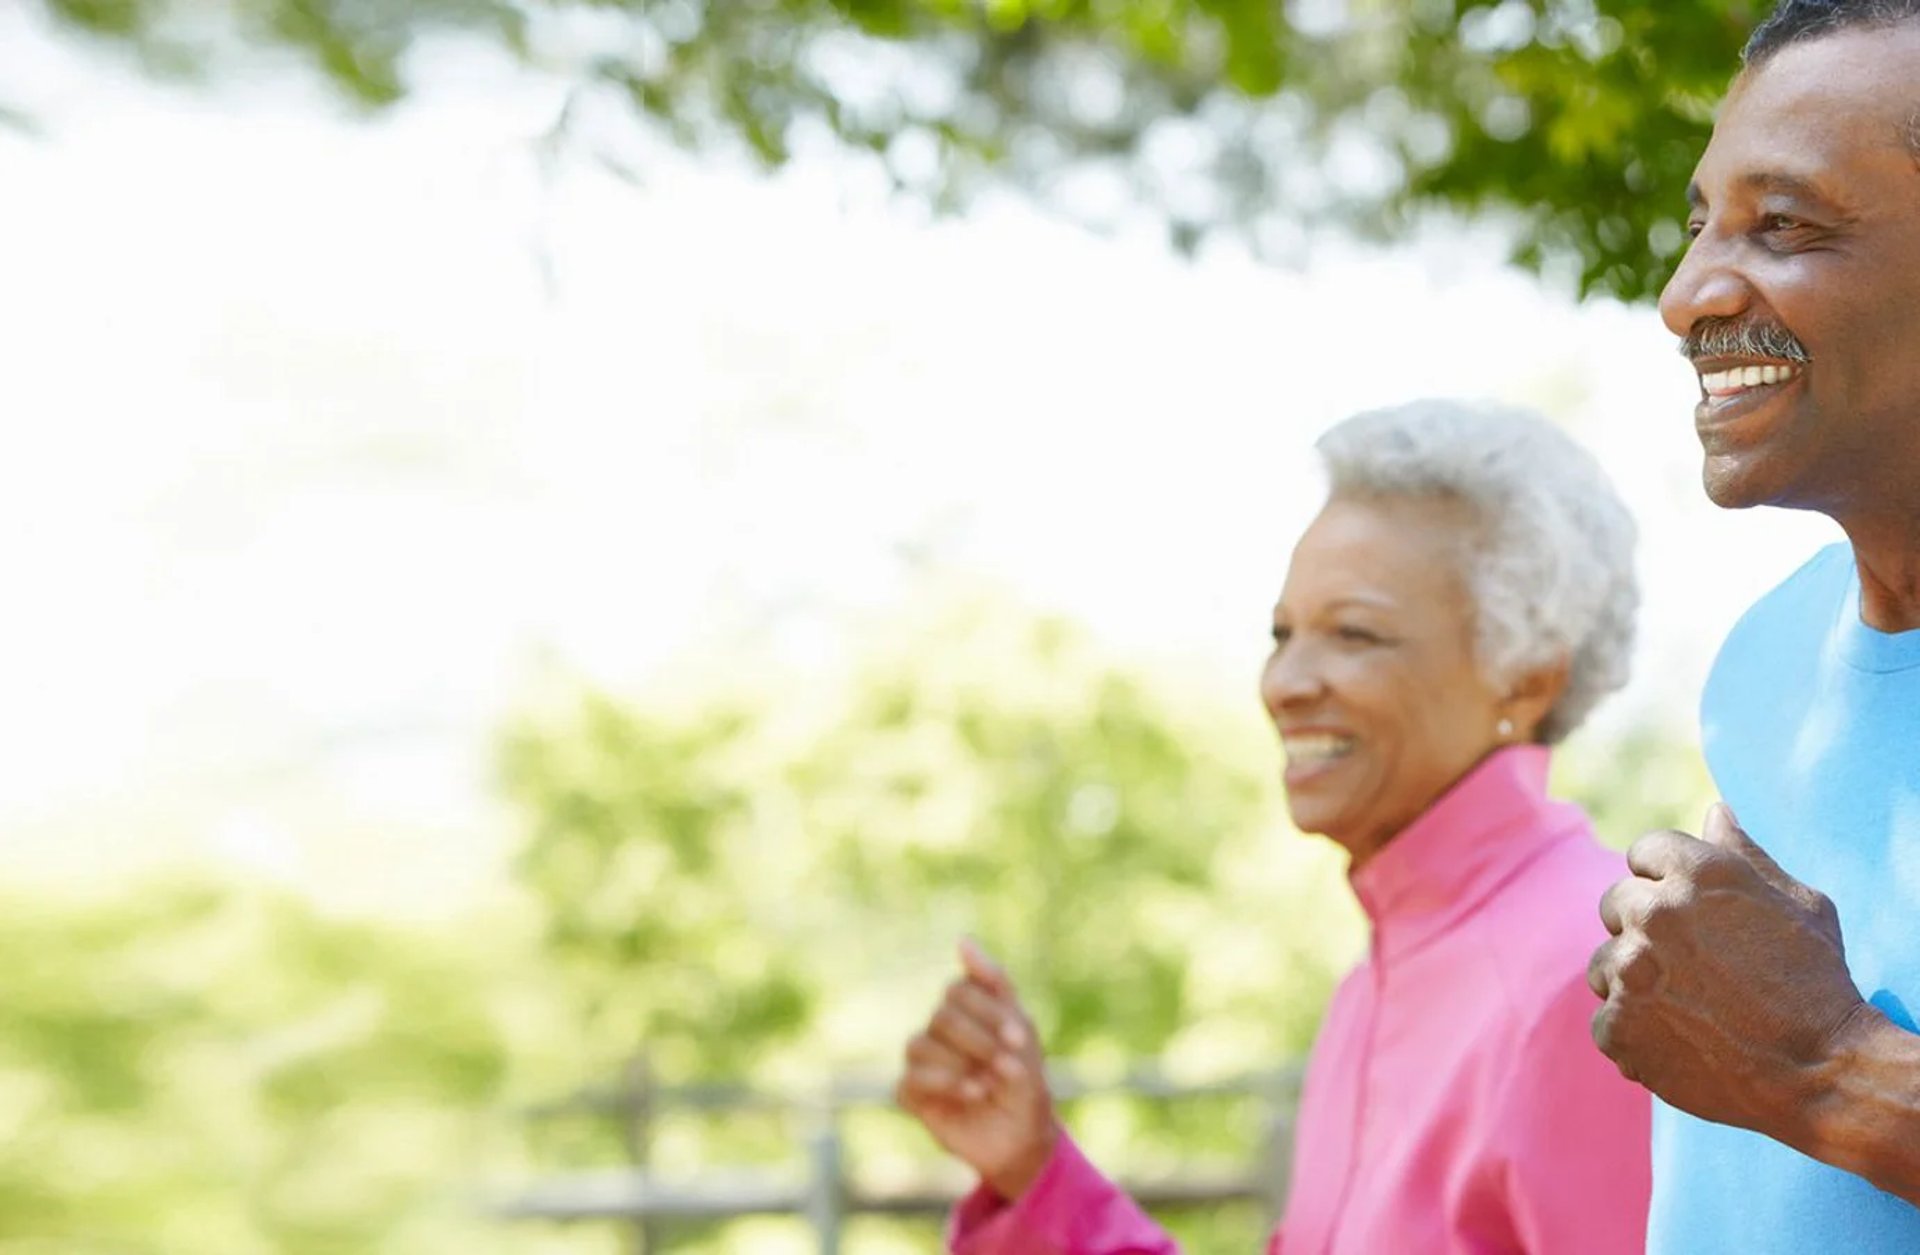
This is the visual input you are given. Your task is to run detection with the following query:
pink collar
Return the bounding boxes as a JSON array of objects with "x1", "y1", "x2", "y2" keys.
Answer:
[{"x1": 1348, "y1": 745, "x2": 1579, "y2": 963}]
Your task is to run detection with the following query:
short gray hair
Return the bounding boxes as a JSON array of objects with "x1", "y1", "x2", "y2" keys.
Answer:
[{"x1": 1314, "y1": 399, "x2": 1639, "y2": 744}]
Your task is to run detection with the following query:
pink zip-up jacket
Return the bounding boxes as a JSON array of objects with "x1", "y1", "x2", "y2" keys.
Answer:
[{"x1": 949, "y1": 747, "x2": 1651, "y2": 1254}]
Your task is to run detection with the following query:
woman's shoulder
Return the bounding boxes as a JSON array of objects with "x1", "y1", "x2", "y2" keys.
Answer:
[
  {"x1": 1488, "y1": 804, "x2": 1623, "y2": 924},
  {"x1": 1469, "y1": 817, "x2": 1621, "y2": 1019}
]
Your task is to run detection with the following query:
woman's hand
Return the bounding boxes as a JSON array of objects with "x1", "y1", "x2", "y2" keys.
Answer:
[{"x1": 895, "y1": 938, "x2": 1056, "y2": 1200}]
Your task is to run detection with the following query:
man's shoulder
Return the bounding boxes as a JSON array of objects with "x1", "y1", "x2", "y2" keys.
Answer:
[
  {"x1": 1700, "y1": 544, "x2": 1854, "y2": 821},
  {"x1": 1709, "y1": 543, "x2": 1851, "y2": 682},
  {"x1": 1731, "y1": 541, "x2": 1851, "y2": 634}
]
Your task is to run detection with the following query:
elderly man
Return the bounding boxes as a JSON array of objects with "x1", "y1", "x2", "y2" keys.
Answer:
[{"x1": 1587, "y1": 0, "x2": 1920, "y2": 1249}]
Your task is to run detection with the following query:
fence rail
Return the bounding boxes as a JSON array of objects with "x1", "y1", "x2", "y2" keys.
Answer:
[{"x1": 498, "y1": 1057, "x2": 1302, "y2": 1254}]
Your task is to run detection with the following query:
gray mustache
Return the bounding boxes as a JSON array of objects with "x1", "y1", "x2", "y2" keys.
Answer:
[{"x1": 1680, "y1": 318, "x2": 1811, "y2": 364}]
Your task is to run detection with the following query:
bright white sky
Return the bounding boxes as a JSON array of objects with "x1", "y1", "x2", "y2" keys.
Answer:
[{"x1": 0, "y1": 9, "x2": 1839, "y2": 916}]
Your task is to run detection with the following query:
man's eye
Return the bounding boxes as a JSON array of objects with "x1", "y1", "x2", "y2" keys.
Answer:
[
  {"x1": 1270, "y1": 626, "x2": 1292, "y2": 646},
  {"x1": 1762, "y1": 214, "x2": 1805, "y2": 234},
  {"x1": 1336, "y1": 625, "x2": 1380, "y2": 644},
  {"x1": 1686, "y1": 220, "x2": 1705, "y2": 239}
]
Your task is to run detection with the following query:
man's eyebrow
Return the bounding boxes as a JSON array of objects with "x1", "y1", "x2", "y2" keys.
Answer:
[
  {"x1": 1690, "y1": 171, "x2": 1840, "y2": 213},
  {"x1": 1740, "y1": 171, "x2": 1835, "y2": 204}
]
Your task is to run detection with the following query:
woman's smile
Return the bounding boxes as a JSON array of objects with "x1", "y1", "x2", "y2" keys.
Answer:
[{"x1": 1281, "y1": 729, "x2": 1359, "y2": 788}]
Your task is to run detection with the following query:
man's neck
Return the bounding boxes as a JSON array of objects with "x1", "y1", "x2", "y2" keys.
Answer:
[{"x1": 1840, "y1": 515, "x2": 1920, "y2": 633}]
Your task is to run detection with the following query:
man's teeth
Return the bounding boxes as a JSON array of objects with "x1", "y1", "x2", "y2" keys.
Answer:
[
  {"x1": 1284, "y1": 734, "x2": 1355, "y2": 763},
  {"x1": 1700, "y1": 363, "x2": 1801, "y2": 394}
]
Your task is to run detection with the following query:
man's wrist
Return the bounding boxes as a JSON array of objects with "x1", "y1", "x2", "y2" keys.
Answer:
[{"x1": 1794, "y1": 1001, "x2": 1920, "y2": 1190}]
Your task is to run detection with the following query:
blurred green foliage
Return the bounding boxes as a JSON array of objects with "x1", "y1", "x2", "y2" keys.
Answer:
[
  {"x1": 500, "y1": 601, "x2": 1356, "y2": 1090},
  {"x1": 1553, "y1": 717, "x2": 1719, "y2": 849},
  {"x1": 0, "y1": 879, "x2": 524, "y2": 1254},
  {"x1": 36, "y1": 0, "x2": 1767, "y2": 299}
]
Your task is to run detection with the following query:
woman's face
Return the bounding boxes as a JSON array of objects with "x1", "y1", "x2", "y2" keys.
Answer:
[{"x1": 1259, "y1": 495, "x2": 1508, "y2": 866}]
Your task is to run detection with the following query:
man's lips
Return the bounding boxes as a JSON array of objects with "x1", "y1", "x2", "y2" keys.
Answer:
[{"x1": 1693, "y1": 361, "x2": 1805, "y2": 431}]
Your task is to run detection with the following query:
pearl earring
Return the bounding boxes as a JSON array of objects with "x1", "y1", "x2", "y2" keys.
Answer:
[{"x1": 1497, "y1": 718, "x2": 1515, "y2": 739}]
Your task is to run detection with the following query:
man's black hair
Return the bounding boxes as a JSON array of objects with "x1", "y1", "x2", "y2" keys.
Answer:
[
  {"x1": 1743, "y1": 0, "x2": 1920, "y2": 162},
  {"x1": 1744, "y1": 0, "x2": 1920, "y2": 66}
]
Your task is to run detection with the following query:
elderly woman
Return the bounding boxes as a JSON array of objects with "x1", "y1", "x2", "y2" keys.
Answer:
[{"x1": 897, "y1": 400, "x2": 1652, "y2": 1253}]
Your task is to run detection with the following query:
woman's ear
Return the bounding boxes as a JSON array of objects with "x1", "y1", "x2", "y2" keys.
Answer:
[{"x1": 1499, "y1": 654, "x2": 1571, "y2": 743}]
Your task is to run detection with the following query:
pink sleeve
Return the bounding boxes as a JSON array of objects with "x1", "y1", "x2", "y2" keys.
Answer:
[
  {"x1": 1495, "y1": 976, "x2": 1652, "y2": 1254},
  {"x1": 947, "y1": 1132, "x2": 1181, "y2": 1255}
]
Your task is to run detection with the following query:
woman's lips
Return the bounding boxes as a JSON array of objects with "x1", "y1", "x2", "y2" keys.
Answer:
[{"x1": 1282, "y1": 732, "x2": 1355, "y2": 786}]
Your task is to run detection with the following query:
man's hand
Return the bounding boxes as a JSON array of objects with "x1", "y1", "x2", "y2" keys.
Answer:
[
  {"x1": 1589, "y1": 802, "x2": 1871, "y2": 1140},
  {"x1": 895, "y1": 938, "x2": 1056, "y2": 1201}
]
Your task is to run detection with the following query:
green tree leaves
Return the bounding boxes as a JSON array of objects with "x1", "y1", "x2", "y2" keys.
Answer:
[{"x1": 38, "y1": 0, "x2": 1764, "y2": 298}]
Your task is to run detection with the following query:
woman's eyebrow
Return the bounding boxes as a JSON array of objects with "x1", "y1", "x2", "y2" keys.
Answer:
[{"x1": 1322, "y1": 594, "x2": 1397, "y2": 613}]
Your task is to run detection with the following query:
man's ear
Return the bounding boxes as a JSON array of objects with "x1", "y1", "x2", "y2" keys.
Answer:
[{"x1": 1500, "y1": 654, "x2": 1572, "y2": 743}]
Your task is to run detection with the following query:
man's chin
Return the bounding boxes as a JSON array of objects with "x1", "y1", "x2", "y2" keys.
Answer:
[{"x1": 1701, "y1": 455, "x2": 1784, "y2": 511}]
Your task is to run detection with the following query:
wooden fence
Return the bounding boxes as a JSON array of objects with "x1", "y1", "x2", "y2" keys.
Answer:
[{"x1": 497, "y1": 1058, "x2": 1303, "y2": 1254}]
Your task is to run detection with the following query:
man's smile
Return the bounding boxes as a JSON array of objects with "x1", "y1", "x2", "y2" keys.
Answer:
[
  {"x1": 1693, "y1": 357, "x2": 1806, "y2": 431},
  {"x1": 1698, "y1": 362, "x2": 1803, "y2": 397}
]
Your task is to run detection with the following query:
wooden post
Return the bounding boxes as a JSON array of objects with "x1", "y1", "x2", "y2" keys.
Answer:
[
  {"x1": 805, "y1": 1108, "x2": 844, "y2": 1255},
  {"x1": 1259, "y1": 1069, "x2": 1297, "y2": 1229},
  {"x1": 622, "y1": 1053, "x2": 659, "y2": 1255}
]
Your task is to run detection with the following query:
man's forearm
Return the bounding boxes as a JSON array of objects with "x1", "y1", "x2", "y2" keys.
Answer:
[{"x1": 1795, "y1": 1004, "x2": 1920, "y2": 1207}]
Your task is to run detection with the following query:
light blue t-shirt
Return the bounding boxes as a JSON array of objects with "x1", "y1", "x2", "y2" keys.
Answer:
[{"x1": 1651, "y1": 542, "x2": 1920, "y2": 1251}]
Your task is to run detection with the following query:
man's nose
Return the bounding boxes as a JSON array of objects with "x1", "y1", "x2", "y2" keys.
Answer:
[{"x1": 1659, "y1": 228, "x2": 1753, "y2": 341}]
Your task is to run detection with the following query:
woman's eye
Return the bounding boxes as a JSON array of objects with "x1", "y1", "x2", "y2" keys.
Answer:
[
  {"x1": 1686, "y1": 220, "x2": 1705, "y2": 239},
  {"x1": 1270, "y1": 626, "x2": 1292, "y2": 647},
  {"x1": 1335, "y1": 625, "x2": 1380, "y2": 644}
]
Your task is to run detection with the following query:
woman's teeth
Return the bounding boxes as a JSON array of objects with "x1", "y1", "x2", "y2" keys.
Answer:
[{"x1": 1284, "y1": 734, "x2": 1355, "y2": 763}]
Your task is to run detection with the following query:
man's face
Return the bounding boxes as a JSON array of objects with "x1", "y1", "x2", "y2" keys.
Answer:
[{"x1": 1658, "y1": 25, "x2": 1920, "y2": 515}]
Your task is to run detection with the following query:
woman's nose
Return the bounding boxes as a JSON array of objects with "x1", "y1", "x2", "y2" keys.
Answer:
[{"x1": 1261, "y1": 645, "x2": 1326, "y2": 717}]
